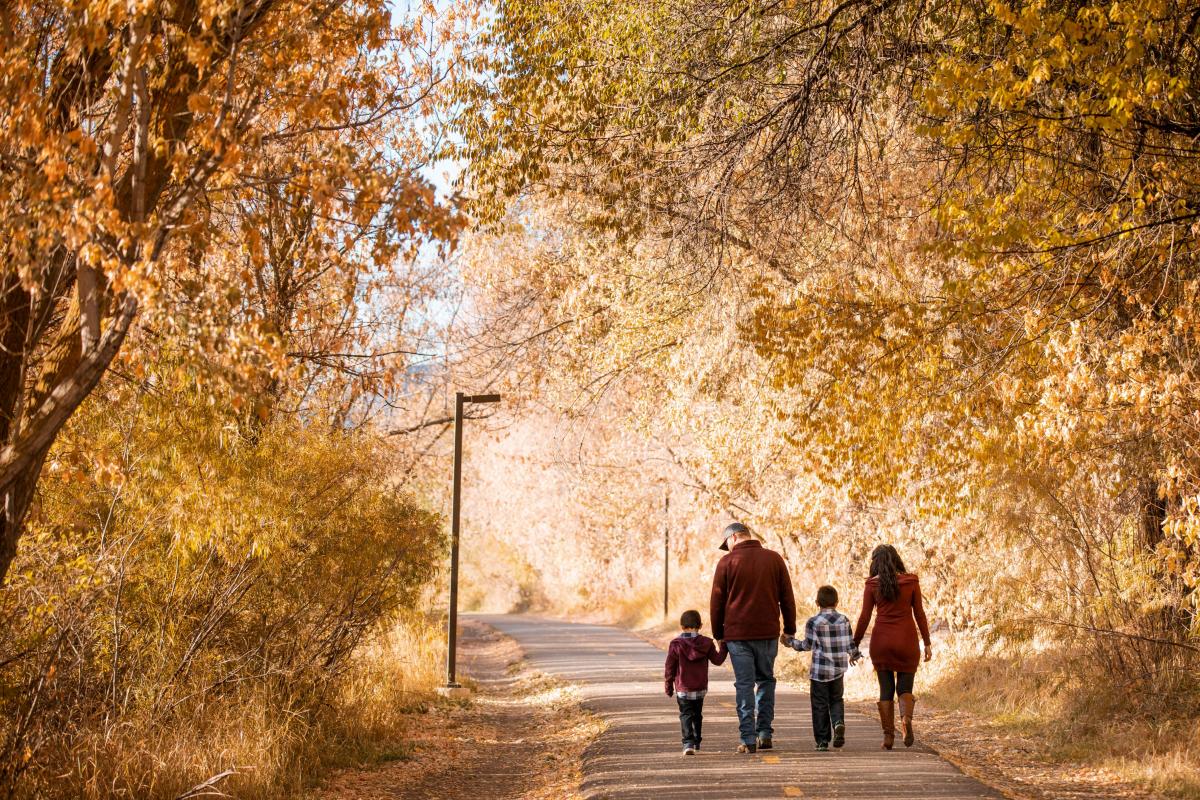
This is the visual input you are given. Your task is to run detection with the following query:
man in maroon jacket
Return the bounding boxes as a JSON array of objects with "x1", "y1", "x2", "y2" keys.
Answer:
[{"x1": 710, "y1": 522, "x2": 797, "y2": 753}]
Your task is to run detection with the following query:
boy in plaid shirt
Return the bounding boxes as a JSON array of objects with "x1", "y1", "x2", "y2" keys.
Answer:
[{"x1": 781, "y1": 585, "x2": 861, "y2": 751}]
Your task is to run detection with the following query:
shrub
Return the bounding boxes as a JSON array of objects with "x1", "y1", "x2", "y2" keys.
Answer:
[{"x1": 0, "y1": 371, "x2": 443, "y2": 798}]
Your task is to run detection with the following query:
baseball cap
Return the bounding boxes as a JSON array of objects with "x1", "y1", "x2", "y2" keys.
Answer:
[{"x1": 719, "y1": 522, "x2": 750, "y2": 551}]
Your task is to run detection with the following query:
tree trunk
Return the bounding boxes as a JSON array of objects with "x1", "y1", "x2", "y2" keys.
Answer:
[
  {"x1": 0, "y1": 446, "x2": 50, "y2": 584},
  {"x1": 1136, "y1": 477, "x2": 1166, "y2": 553},
  {"x1": 0, "y1": 294, "x2": 138, "y2": 585},
  {"x1": 1135, "y1": 476, "x2": 1190, "y2": 640},
  {"x1": 0, "y1": 276, "x2": 31, "y2": 446}
]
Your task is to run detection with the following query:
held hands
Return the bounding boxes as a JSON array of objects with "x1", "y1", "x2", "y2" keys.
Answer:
[{"x1": 778, "y1": 633, "x2": 793, "y2": 647}]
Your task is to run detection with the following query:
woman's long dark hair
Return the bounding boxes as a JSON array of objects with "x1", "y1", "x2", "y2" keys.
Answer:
[{"x1": 869, "y1": 544, "x2": 907, "y2": 601}]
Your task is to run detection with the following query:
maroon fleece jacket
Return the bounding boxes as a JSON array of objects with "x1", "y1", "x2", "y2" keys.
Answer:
[
  {"x1": 709, "y1": 539, "x2": 797, "y2": 641},
  {"x1": 664, "y1": 633, "x2": 727, "y2": 695}
]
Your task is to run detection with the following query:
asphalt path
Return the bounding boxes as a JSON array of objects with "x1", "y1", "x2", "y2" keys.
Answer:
[{"x1": 471, "y1": 614, "x2": 1006, "y2": 800}]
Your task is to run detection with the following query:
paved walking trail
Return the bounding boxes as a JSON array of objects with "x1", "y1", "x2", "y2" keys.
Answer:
[{"x1": 473, "y1": 614, "x2": 1006, "y2": 800}]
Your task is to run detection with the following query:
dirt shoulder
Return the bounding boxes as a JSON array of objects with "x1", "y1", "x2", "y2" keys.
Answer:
[{"x1": 311, "y1": 618, "x2": 602, "y2": 800}]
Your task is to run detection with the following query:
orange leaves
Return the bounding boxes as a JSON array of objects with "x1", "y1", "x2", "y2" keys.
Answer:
[{"x1": 0, "y1": 0, "x2": 469, "y2": 590}]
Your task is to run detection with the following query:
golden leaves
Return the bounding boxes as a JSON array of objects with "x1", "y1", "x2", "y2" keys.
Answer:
[{"x1": 451, "y1": 0, "x2": 1200, "y2": 640}]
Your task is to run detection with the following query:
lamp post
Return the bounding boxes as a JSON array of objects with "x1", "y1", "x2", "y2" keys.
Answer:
[
  {"x1": 441, "y1": 391, "x2": 500, "y2": 697},
  {"x1": 663, "y1": 486, "x2": 670, "y2": 619}
]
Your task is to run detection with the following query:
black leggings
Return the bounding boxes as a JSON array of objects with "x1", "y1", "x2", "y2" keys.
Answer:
[{"x1": 877, "y1": 669, "x2": 915, "y2": 701}]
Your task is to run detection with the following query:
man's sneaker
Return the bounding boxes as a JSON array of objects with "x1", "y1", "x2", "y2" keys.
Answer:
[
  {"x1": 683, "y1": 746, "x2": 696, "y2": 756},
  {"x1": 832, "y1": 721, "x2": 846, "y2": 748},
  {"x1": 815, "y1": 742, "x2": 829, "y2": 751},
  {"x1": 736, "y1": 742, "x2": 757, "y2": 754},
  {"x1": 756, "y1": 737, "x2": 773, "y2": 750}
]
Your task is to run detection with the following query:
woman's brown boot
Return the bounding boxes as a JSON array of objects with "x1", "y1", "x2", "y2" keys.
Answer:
[
  {"x1": 877, "y1": 700, "x2": 895, "y2": 750},
  {"x1": 899, "y1": 693, "x2": 916, "y2": 747}
]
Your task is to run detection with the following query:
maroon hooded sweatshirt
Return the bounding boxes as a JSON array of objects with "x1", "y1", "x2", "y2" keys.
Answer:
[{"x1": 664, "y1": 633, "x2": 727, "y2": 695}]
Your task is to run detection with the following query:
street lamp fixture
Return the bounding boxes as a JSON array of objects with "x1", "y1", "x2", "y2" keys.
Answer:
[{"x1": 440, "y1": 391, "x2": 501, "y2": 697}]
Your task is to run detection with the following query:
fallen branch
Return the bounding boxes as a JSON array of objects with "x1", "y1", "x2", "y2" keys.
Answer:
[
  {"x1": 174, "y1": 769, "x2": 236, "y2": 799},
  {"x1": 1019, "y1": 618, "x2": 1200, "y2": 654}
]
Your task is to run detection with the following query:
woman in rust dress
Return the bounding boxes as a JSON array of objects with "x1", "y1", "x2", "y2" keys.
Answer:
[{"x1": 852, "y1": 544, "x2": 932, "y2": 750}]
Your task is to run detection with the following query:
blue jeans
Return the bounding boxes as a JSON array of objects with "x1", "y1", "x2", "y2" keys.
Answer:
[{"x1": 725, "y1": 638, "x2": 778, "y2": 744}]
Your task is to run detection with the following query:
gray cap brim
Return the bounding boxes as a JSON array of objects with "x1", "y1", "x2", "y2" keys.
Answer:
[{"x1": 719, "y1": 522, "x2": 749, "y2": 550}]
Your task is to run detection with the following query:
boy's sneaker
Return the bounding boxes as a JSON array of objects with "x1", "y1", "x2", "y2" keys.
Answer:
[
  {"x1": 736, "y1": 743, "x2": 757, "y2": 754},
  {"x1": 683, "y1": 746, "x2": 696, "y2": 756},
  {"x1": 756, "y1": 737, "x2": 773, "y2": 750},
  {"x1": 815, "y1": 742, "x2": 829, "y2": 751},
  {"x1": 832, "y1": 721, "x2": 846, "y2": 748}
]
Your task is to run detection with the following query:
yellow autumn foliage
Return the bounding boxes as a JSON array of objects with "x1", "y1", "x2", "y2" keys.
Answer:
[{"x1": 458, "y1": 0, "x2": 1200, "y2": 647}]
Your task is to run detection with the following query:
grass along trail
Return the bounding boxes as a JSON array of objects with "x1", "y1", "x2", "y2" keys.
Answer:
[{"x1": 311, "y1": 618, "x2": 601, "y2": 800}]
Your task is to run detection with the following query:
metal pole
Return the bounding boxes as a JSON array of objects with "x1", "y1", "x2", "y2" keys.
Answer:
[
  {"x1": 446, "y1": 391, "x2": 465, "y2": 687},
  {"x1": 663, "y1": 487, "x2": 670, "y2": 619}
]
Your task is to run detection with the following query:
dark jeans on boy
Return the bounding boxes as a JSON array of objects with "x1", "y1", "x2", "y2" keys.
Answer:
[
  {"x1": 810, "y1": 676, "x2": 844, "y2": 745},
  {"x1": 677, "y1": 695, "x2": 705, "y2": 748}
]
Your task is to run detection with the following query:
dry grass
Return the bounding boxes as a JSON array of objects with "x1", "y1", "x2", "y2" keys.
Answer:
[
  {"x1": 311, "y1": 619, "x2": 604, "y2": 800},
  {"x1": 925, "y1": 643, "x2": 1200, "y2": 799},
  {"x1": 337, "y1": 611, "x2": 448, "y2": 723},
  {"x1": 16, "y1": 612, "x2": 450, "y2": 800},
  {"x1": 61, "y1": 698, "x2": 314, "y2": 800}
]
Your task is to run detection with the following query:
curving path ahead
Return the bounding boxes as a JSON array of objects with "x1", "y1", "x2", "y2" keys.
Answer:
[{"x1": 471, "y1": 614, "x2": 1006, "y2": 800}]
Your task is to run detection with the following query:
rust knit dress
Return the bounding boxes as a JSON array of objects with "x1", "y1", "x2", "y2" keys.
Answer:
[{"x1": 852, "y1": 573, "x2": 932, "y2": 673}]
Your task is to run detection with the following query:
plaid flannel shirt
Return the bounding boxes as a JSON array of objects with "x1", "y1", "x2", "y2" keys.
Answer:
[{"x1": 787, "y1": 608, "x2": 860, "y2": 682}]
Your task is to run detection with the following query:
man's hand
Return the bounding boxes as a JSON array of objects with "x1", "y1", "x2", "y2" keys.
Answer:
[
  {"x1": 923, "y1": 644, "x2": 933, "y2": 663},
  {"x1": 714, "y1": 639, "x2": 723, "y2": 652},
  {"x1": 665, "y1": 682, "x2": 674, "y2": 697},
  {"x1": 778, "y1": 633, "x2": 792, "y2": 647}
]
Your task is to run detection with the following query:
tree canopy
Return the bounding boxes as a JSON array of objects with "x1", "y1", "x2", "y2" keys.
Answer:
[{"x1": 456, "y1": 0, "x2": 1200, "y2": 642}]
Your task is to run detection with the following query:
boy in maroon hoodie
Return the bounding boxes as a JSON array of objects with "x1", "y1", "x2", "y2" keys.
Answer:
[{"x1": 664, "y1": 609, "x2": 728, "y2": 755}]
